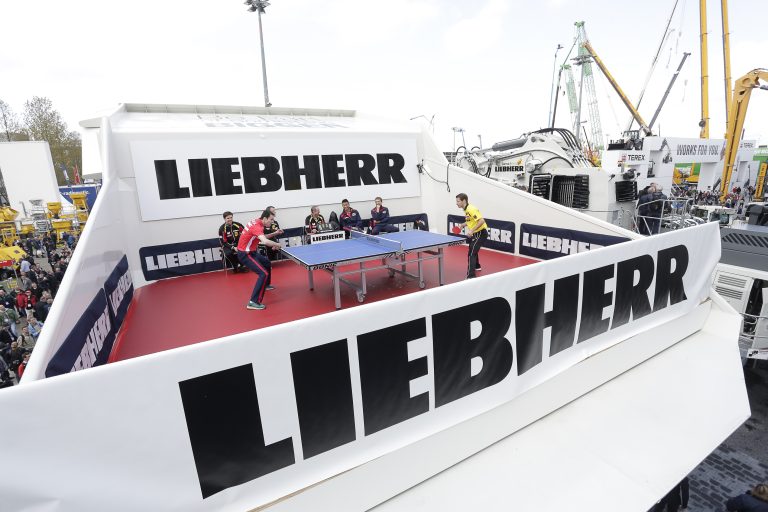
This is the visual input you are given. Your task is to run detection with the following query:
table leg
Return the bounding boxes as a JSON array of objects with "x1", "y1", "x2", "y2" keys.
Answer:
[
  {"x1": 438, "y1": 247, "x2": 445, "y2": 285},
  {"x1": 417, "y1": 252, "x2": 424, "y2": 287},
  {"x1": 360, "y1": 262, "x2": 367, "y2": 296},
  {"x1": 307, "y1": 269, "x2": 314, "y2": 290},
  {"x1": 334, "y1": 268, "x2": 341, "y2": 310}
]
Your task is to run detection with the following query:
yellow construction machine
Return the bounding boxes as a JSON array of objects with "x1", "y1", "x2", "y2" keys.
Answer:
[
  {"x1": 0, "y1": 207, "x2": 20, "y2": 247},
  {"x1": 719, "y1": 69, "x2": 768, "y2": 202}
]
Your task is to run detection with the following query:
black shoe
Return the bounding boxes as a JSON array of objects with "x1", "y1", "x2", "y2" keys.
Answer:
[
  {"x1": 246, "y1": 301, "x2": 266, "y2": 310},
  {"x1": 265, "y1": 285, "x2": 276, "y2": 291},
  {"x1": 476, "y1": 266, "x2": 483, "y2": 272}
]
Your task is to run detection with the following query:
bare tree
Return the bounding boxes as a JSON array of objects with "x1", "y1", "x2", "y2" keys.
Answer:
[
  {"x1": 23, "y1": 96, "x2": 81, "y2": 185},
  {"x1": 0, "y1": 99, "x2": 26, "y2": 142}
]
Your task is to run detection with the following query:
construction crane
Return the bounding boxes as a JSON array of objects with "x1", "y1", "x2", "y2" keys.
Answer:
[
  {"x1": 699, "y1": 0, "x2": 710, "y2": 138},
  {"x1": 572, "y1": 22, "x2": 604, "y2": 152},
  {"x1": 719, "y1": 69, "x2": 768, "y2": 202},
  {"x1": 563, "y1": 64, "x2": 580, "y2": 134},
  {"x1": 582, "y1": 41, "x2": 653, "y2": 136}
]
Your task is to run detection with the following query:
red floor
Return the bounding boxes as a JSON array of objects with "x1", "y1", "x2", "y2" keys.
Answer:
[{"x1": 109, "y1": 247, "x2": 537, "y2": 362}]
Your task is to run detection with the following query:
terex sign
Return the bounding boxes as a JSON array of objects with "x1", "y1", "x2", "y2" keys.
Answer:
[
  {"x1": 179, "y1": 245, "x2": 689, "y2": 498},
  {"x1": 131, "y1": 138, "x2": 420, "y2": 221}
]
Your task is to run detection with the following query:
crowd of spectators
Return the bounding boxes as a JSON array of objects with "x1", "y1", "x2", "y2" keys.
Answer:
[
  {"x1": 0, "y1": 232, "x2": 77, "y2": 389},
  {"x1": 684, "y1": 184, "x2": 758, "y2": 214}
]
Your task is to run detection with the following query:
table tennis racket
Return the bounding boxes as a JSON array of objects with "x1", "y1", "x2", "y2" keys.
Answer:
[{"x1": 451, "y1": 226, "x2": 461, "y2": 234}]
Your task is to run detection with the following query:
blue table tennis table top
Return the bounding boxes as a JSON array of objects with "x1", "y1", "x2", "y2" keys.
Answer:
[{"x1": 282, "y1": 230, "x2": 464, "y2": 268}]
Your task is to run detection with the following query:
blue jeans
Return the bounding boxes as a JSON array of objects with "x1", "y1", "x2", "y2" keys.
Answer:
[{"x1": 238, "y1": 251, "x2": 271, "y2": 304}]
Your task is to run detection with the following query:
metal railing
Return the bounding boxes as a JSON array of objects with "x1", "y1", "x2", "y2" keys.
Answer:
[{"x1": 634, "y1": 197, "x2": 698, "y2": 235}]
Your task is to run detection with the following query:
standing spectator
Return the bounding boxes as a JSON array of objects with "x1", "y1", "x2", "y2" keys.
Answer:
[
  {"x1": 4, "y1": 341, "x2": 24, "y2": 369},
  {"x1": 34, "y1": 297, "x2": 53, "y2": 322},
  {"x1": 17, "y1": 327, "x2": 35, "y2": 351},
  {"x1": 29, "y1": 282, "x2": 43, "y2": 301},
  {"x1": 20, "y1": 257, "x2": 31, "y2": 274},
  {"x1": 0, "y1": 289, "x2": 13, "y2": 311},
  {"x1": 16, "y1": 289, "x2": 37, "y2": 316},
  {"x1": 0, "y1": 356, "x2": 13, "y2": 389},
  {"x1": 18, "y1": 272, "x2": 33, "y2": 292},
  {"x1": 16, "y1": 352, "x2": 30, "y2": 379},
  {"x1": 0, "y1": 325, "x2": 14, "y2": 346},
  {"x1": 726, "y1": 483, "x2": 768, "y2": 511},
  {"x1": 26, "y1": 316, "x2": 44, "y2": 341},
  {"x1": 0, "y1": 305, "x2": 19, "y2": 337}
]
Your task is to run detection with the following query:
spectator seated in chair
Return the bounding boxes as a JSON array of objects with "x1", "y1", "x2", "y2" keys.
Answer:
[
  {"x1": 218, "y1": 211, "x2": 246, "y2": 272},
  {"x1": 339, "y1": 199, "x2": 363, "y2": 238},
  {"x1": 369, "y1": 196, "x2": 399, "y2": 235},
  {"x1": 304, "y1": 206, "x2": 326, "y2": 243}
]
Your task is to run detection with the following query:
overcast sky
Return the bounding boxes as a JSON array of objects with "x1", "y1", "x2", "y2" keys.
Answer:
[{"x1": 1, "y1": 0, "x2": 766, "y2": 167}]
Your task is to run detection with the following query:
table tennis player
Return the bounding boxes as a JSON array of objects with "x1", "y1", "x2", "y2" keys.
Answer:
[
  {"x1": 237, "y1": 209, "x2": 283, "y2": 310},
  {"x1": 455, "y1": 192, "x2": 487, "y2": 279}
]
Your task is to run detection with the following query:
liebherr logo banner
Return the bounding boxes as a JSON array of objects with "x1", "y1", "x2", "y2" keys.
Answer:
[
  {"x1": 131, "y1": 138, "x2": 420, "y2": 221},
  {"x1": 520, "y1": 224, "x2": 629, "y2": 260},
  {"x1": 140, "y1": 239, "x2": 224, "y2": 281}
]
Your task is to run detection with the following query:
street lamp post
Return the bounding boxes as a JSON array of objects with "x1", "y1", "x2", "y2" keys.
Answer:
[{"x1": 245, "y1": 0, "x2": 272, "y2": 107}]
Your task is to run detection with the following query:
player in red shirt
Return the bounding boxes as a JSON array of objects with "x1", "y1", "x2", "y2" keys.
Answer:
[{"x1": 237, "y1": 209, "x2": 283, "y2": 310}]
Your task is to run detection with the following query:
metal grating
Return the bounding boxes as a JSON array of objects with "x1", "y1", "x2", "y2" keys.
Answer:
[
  {"x1": 715, "y1": 286, "x2": 744, "y2": 300},
  {"x1": 615, "y1": 180, "x2": 638, "y2": 202},
  {"x1": 530, "y1": 175, "x2": 551, "y2": 200},
  {"x1": 716, "y1": 274, "x2": 748, "y2": 288},
  {"x1": 722, "y1": 232, "x2": 768, "y2": 248},
  {"x1": 573, "y1": 175, "x2": 590, "y2": 209}
]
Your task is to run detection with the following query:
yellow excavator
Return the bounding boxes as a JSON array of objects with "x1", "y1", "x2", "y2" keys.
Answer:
[{"x1": 719, "y1": 69, "x2": 768, "y2": 202}]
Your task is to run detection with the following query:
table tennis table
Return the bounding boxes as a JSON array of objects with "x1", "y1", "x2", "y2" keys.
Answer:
[{"x1": 281, "y1": 230, "x2": 465, "y2": 309}]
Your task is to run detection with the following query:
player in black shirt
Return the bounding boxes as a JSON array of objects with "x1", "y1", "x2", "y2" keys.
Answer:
[
  {"x1": 262, "y1": 206, "x2": 285, "y2": 260},
  {"x1": 219, "y1": 211, "x2": 245, "y2": 272}
]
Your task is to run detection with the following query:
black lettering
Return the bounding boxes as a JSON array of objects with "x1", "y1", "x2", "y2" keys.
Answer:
[
  {"x1": 282, "y1": 155, "x2": 322, "y2": 190},
  {"x1": 358, "y1": 318, "x2": 428, "y2": 435},
  {"x1": 178, "y1": 364, "x2": 294, "y2": 499},
  {"x1": 612, "y1": 255, "x2": 654, "y2": 328},
  {"x1": 321, "y1": 154, "x2": 346, "y2": 188},
  {"x1": 290, "y1": 340, "x2": 355, "y2": 459},
  {"x1": 653, "y1": 245, "x2": 689, "y2": 312},
  {"x1": 432, "y1": 298, "x2": 512, "y2": 407},
  {"x1": 577, "y1": 265, "x2": 614, "y2": 342},
  {"x1": 242, "y1": 156, "x2": 282, "y2": 193},
  {"x1": 345, "y1": 154, "x2": 378, "y2": 186},
  {"x1": 188, "y1": 159, "x2": 213, "y2": 197},
  {"x1": 376, "y1": 153, "x2": 407, "y2": 184},
  {"x1": 154, "y1": 160, "x2": 190, "y2": 199},
  {"x1": 516, "y1": 275, "x2": 579, "y2": 374},
  {"x1": 212, "y1": 157, "x2": 243, "y2": 195}
]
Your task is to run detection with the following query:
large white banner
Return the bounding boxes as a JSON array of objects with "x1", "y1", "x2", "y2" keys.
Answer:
[
  {"x1": 0, "y1": 224, "x2": 720, "y2": 512},
  {"x1": 131, "y1": 136, "x2": 420, "y2": 221},
  {"x1": 645, "y1": 136, "x2": 726, "y2": 164}
]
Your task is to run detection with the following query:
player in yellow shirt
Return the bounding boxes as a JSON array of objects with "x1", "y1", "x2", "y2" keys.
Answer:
[{"x1": 455, "y1": 192, "x2": 488, "y2": 279}]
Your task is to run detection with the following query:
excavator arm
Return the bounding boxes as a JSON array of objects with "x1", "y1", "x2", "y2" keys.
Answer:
[
  {"x1": 720, "y1": 69, "x2": 768, "y2": 202},
  {"x1": 582, "y1": 41, "x2": 653, "y2": 136}
]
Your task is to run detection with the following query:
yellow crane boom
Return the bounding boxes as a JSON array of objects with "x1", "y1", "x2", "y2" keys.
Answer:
[
  {"x1": 582, "y1": 41, "x2": 652, "y2": 136},
  {"x1": 720, "y1": 69, "x2": 768, "y2": 202},
  {"x1": 699, "y1": 0, "x2": 710, "y2": 138}
]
